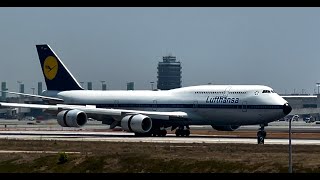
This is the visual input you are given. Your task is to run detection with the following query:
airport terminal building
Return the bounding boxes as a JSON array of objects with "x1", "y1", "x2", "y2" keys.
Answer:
[{"x1": 281, "y1": 94, "x2": 320, "y2": 121}]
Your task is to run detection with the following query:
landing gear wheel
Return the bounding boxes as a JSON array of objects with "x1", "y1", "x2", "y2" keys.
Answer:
[
  {"x1": 160, "y1": 129, "x2": 167, "y2": 137},
  {"x1": 175, "y1": 128, "x2": 190, "y2": 137},
  {"x1": 257, "y1": 130, "x2": 266, "y2": 144},
  {"x1": 185, "y1": 130, "x2": 190, "y2": 137},
  {"x1": 175, "y1": 129, "x2": 181, "y2": 137},
  {"x1": 135, "y1": 132, "x2": 152, "y2": 137},
  {"x1": 176, "y1": 129, "x2": 185, "y2": 136}
]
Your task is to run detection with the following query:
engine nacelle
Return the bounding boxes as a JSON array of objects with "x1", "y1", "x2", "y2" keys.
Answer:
[
  {"x1": 121, "y1": 114, "x2": 152, "y2": 133},
  {"x1": 57, "y1": 109, "x2": 87, "y2": 127},
  {"x1": 211, "y1": 125, "x2": 240, "y2": 131}
]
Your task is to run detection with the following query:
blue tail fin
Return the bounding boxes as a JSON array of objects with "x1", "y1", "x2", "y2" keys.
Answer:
[{"x1": 36, "y1": 44, "x2": 83, "y2": 91}]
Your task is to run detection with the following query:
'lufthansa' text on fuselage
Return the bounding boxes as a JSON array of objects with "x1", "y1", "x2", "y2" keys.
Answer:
[{"x1": 206, "y1": 96, "x2": 240, "y2": 104}]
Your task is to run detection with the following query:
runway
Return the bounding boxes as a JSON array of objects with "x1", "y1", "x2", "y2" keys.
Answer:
[
  {"x1": 1, "y1": 119, "x2": 320, "y2": 145},
  {"x1": 0, "y1": 130, "x2": 320, "y2": 145},
  {"x1": 1, "y1": 119, "x2": 320, "y2": 133}
]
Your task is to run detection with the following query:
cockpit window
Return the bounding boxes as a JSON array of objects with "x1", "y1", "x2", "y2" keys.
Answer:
[{"x1": 262, "y1": 90, "x2": 271, "y2": 93}]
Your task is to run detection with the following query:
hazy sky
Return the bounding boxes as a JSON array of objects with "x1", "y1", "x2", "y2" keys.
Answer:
[{"x1": 1, "y1": 7, "x2": 320, "y2": 94}]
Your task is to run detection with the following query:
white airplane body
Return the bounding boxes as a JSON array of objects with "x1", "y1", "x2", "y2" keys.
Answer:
[
  {"x1": 0, "y1": 44, "x2": 292, "y2": 139},
  {"x1": 42, "y1": 85, "x2": 288, "y2": 125}
]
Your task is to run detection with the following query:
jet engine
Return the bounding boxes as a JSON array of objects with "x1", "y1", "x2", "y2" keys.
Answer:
[
  {"x1": 121, "y1": 114, "x2": 152, "y2": 133},
  {"x1": 211, "y1": 125, "x2": 240, "y2": 131},
  {"x1": 57, "y1": 109, "x2": 88, "y2": 127}
]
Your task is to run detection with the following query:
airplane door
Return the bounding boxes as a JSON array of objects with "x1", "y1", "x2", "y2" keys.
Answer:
[
  {"x1": 223, "y1": 86, "x2": 232, "y2": 97},
  {"x1": 193, "y1": 101, "x2": 198, "y2": 112},
  {"x1": 152, "y1": 100, "x2": 157, "y2": 111},
  {"x1": 242, "y1": 101, "x2": 247, "y2": 112}
]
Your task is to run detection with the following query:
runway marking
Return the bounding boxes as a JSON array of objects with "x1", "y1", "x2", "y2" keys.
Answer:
[{"x1": 0, "y1": 150, "x2": 81, "y2": 154}]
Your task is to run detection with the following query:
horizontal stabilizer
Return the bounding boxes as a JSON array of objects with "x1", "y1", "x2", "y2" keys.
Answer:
[{"x1": 0, "y1": 91, "x2": 64, "y2": 102}]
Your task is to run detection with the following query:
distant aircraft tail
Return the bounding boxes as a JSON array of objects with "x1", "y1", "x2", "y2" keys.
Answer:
[{"x1": 36, "y1": 44, "x2": 83, "y2": 91}]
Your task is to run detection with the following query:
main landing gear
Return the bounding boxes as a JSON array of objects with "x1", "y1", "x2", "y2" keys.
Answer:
[
  {"x1": 151, "y1": 128, "x2": 167, "y2": 137},
  {"x1": 175, "y1": 125, "x2": 190, "y2": 137},
  {"x1": 134, "y1": 125, "x2": 192, "y2": 137},
  {"x1": 257, "y1": 124, "x2": 267, "y2": 144}
]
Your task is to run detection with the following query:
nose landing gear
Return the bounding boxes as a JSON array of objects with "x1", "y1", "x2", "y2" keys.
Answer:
[{"x1": 257, "y1": 124, "x2": 267, "y2": 144}]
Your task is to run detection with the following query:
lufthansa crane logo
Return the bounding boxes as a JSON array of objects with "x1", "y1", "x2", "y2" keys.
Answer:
[{"x1": 43, "y1": 56, "x2": 58, "y2": 80}]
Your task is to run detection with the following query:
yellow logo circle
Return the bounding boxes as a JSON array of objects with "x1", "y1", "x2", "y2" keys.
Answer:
[{"x1": 43, "y1": 56, "x2": 58, "y2": 80}]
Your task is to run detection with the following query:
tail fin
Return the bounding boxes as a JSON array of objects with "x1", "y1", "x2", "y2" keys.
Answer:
[{"x1": 36, "y1": 44, "x2": 83, "y2": 91}]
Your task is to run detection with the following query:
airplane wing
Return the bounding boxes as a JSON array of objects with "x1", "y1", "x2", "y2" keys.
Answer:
[
  {"x1": 0, "y1": 91, "x2": 64, "y2": 102},
  {"x1": 0, "y1": 102, "x2": 188, "y2": 120}
]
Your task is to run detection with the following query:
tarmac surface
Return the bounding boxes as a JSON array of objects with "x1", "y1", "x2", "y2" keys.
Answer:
[
  {"x1": 0, "y1": 119, "x2": 320, "y2": 145},
  {"x1": 0, "y1": 129, "x2": 319, "y2": 145},
  {"x1": 0, "y1": 119, "x2": 319, "y2": 132}
]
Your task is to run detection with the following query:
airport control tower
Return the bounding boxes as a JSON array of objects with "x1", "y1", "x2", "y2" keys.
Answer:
[
  {"x1": 157, "y1": 55, "x2": 182, "y2": 90},
  {"x1": 1, "y1": 82, "x2": 7, "y2": 101}
]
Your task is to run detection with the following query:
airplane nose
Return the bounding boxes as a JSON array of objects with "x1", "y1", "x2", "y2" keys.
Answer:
[{"x1": 283, "y1": 103, "x2": 292, "y2": 115}]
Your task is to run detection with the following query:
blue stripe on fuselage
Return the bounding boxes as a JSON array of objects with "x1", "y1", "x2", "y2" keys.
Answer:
[{"x1": 89, "y1": 104, "x2": 283, "y2": 109}]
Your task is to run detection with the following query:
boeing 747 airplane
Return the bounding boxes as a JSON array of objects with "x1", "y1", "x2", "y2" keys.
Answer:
[{"x1": 0, "y1": 44, "x2": 292, "y2": 143}]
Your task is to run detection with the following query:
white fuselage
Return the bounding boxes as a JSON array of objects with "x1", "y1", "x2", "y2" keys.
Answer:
[{"x1": 43, "y1": 85, "x2": 289, "y2": 126}]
